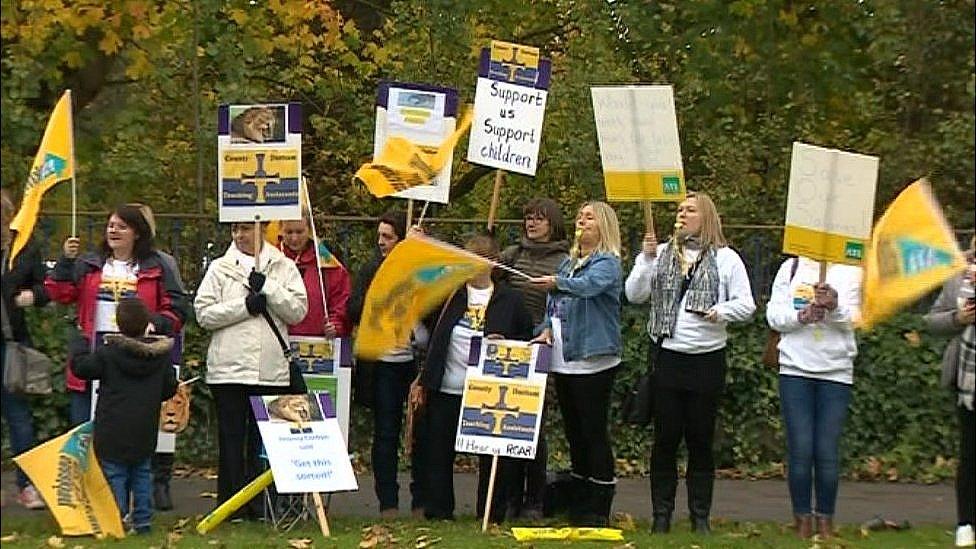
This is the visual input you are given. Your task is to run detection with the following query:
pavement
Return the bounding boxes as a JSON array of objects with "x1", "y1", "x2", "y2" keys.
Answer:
[{"x1": 0, "y1": 470, "x2": 956, "y2": 526}]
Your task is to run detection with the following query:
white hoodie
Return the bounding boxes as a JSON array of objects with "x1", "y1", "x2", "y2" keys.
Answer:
[{"x1": 766, "y1": 257, "x2": 862, "y2": 385}]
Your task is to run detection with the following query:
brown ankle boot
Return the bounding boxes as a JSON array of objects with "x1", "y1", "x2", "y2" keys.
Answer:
[
  {"x1": 794, "y1": 514, "x2": 813, "y2": 538},
  {"x1": 816, "y1": 514, "x2": 834, "y2": 539}
]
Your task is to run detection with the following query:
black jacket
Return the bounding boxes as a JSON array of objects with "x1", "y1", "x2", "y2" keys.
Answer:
[
  {"x1": 420, "y1": 283, "x2": 533, "y2": 392},
  {"x1": 71, "y1": 334, "x2": 177, "y2": 464},
  {"x1": 1, "y1": 239, "x2": 50, "y2": 344}
]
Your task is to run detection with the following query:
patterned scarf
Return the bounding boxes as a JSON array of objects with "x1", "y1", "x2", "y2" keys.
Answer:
[
  {"x1": 958, "y1": 322, "x2": 975, "y2": 411},
  {"x1": 649, "y1": 236, "x2": 720, "y2": 339}
]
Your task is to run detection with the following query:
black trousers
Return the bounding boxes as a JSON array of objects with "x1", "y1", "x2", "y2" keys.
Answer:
[
  {"x1": 651, "y1": 347, "x2": 726, "y2": 480},
  {"x1": 423, "y1": 391, "x2": 462, "y2": 519},
  {"x1": 209, "y1": 383, "x2": 289, "y2": 518},
  {"x1": 554, "y1": 367, "x2": 618, "y2": 483},
  {"x1": 959, "y1": 406, "x2": 975, "y2": 526}
]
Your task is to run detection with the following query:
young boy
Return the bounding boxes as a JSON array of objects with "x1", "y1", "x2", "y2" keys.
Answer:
[{"x1": 71, "y1": 297, "x2": 177, "y2": 534}]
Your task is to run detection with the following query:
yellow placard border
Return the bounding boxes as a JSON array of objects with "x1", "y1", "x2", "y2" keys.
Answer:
[
  {"x1": 603, "y1": 171, "x2": 686, "y2": 202},
  {"x1": 783, "y1": 225, "x2": 866, "y2": 266}
]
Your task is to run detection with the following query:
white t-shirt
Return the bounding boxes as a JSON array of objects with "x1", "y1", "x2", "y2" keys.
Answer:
[
  {"x1": 550, "y1": 316, "x2": 621, "y2": 375},
  {"x1": 440, "y1": 284, "x2": 492, "y2": 394},
  {"x1": 94, "y1": 259, "x2": 139, "y2": 333}
]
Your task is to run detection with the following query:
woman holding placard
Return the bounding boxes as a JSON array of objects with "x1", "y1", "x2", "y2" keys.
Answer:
[
  {"x1": 625, "y1": 191, "x2": 755, "y2": 534},
  {"x1": 530, "y1": 201, "x2": 623, "y2": 527},
  {"x1": 766, "y1": 254, "x2": 861, "y2": 539}
]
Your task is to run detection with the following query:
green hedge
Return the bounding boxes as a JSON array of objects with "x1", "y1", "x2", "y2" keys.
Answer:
[{"x1": 6, "y1": 304, "x2": 959, "y2": 482}]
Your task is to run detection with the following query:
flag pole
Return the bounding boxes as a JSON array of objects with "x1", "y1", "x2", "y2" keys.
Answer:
[
  {"x1": 67, "y1": 90, "x2": 77, "y2": 237},
  {"x1": 301, "y1": 176, "x2": 330, "y2": 320}
]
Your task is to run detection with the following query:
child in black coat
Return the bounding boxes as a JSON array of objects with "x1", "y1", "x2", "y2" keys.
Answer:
[{"x1": 71, "y1": 297, "x2": 177, "y2": 534}]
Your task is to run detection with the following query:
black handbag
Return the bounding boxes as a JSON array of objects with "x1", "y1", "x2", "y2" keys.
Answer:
[{"x1": 621, "y1": 339, "x2": 663, "y2": 426}]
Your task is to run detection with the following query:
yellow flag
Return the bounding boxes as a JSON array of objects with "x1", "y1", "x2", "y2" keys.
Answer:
[
  {"x1": 13, "y1": 422, "x2": 125, "y2": 538},
  {"x1": 355, "y1": 235, "x2": 490, "y2": 359},
  {"x1": 858, "y1": 179, "x2": 967, "y2": 329},
  {"x1": 9, "y1": 90, "x2": 75, "y2": 267},
  {"x1": 354, "y1": 109, "x2": 473, "y2": 198}
]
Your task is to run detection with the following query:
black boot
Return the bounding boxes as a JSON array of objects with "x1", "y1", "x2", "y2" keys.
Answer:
[
  {"x1": 567, "y1": 474, "x2": 589, "y2": 526},
  {"x1": 650, "y1": 472, "x2": 677, "y2": 533},
  {"x1": 581, "y1": 480, "x2": 615, "y2": 527},
  {"x1": 152, "y1": 453, "x2": 174, "y2": 511},
  {"x1": 687, "y1": 472, "x2": 714, "y2": 535}
]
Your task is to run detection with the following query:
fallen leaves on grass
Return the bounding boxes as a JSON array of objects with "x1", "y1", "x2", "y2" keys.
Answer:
[
  {"x1": 360, "y1": 524, "x2": 398, "y2": 548},
  {"x1": 0, "y1": 534, "x2": 19, "y2": 543},
  {"x1": 612, "y1": 512, "x2": 637, "y2": 531},
  {"x1": 46, "y1": 535, "x2": 65, "y2": 548},
  {"x1": 199, "y1": 491, "x2": 218, "y2": 499},
  {"x1": 287, "y1": 538, "x2": 313, "y2": 549},
  {"x1": 414, "y1": 534, "x2": 442, "y2": 548}
]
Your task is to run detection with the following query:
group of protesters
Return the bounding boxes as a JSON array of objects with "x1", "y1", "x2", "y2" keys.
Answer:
[{"x1": 1, "y1": 187, "x2": 973, "y2": 544}]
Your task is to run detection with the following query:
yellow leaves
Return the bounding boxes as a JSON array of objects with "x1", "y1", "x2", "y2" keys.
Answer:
[
  {"x1": 359, "y1": 524, "x2": 398, "y2": 548},
  {"x1": 46, "y1": 536, "x2": 65, "y2": 548},
  {"x1": 287, "y1": 538, "x2": 313, "y2": 549},
  {"x1": 125, "y1": 49, "x2": 152, "y2": 79},
  {"x1": 903, "y1": 330, "x2": 921, "y2": 347},
  {"x1": 414, "y1": 534, "x2": 441, "y2": 548},
  {"x1": 778, "y1": 9, "x2": 798, "y2": 27},
  {"x1": 0, "y1": 534, "x2": 19, "y2": 543},
  {"x1": 132, "y1": 24, "x2": 152, "y2": 40},
  {"x1": 64, "y1": 51, "x2": 84, "y2": 68},
  {"x1": 227, "y1": 9, "x2": 249, "y2": 26},
  {"x1": 98, "y1": 30, "x2": 122, "y2": 54}
]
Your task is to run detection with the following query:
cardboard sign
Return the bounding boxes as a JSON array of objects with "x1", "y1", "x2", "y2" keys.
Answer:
[
  {"x1": 289, "y1": 336, "x2": 352, "y2": 444},
  {"x1": 251, "y1": 392, "x2": 358, "y2": 494},
  {"x1": 217, "y1": 103, "x2": 302, "y2": 222},
  {"x1": 455, "y1": 339, "x2": 550, "y2": 459},
  {"x1": 590, "y1": 85, "x2": 686, "y2": 201},
  {"x1": 466, "y1": 41, "x2": 551, "y2": 176},
  {"x1": 373, "y1": 81, "x2": 459, "y2": 203},
  {"x1": 784, "y1": 142, "x2": 879, "y2": 265}
]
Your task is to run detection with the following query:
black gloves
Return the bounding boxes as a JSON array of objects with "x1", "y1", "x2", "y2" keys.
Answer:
[
  {"x1": 248, "y1": 270, "x2": 266, "y2": 293},
  {"x1": 245, "y1": 293, "x2": 268, "y2": 316}
]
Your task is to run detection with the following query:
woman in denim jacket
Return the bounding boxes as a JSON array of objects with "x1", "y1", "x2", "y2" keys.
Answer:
[{"x1": 531, "y1": 200, "x2": 622, "y2": 527}]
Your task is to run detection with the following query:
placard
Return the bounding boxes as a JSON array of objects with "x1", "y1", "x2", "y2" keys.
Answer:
[
  {"x1": 784, "y1": 142, "x2": 879, "y2": 265},
  {"x1": 217, "y1": 103, "x2": 302, "y2": 222},
  {"x1": 373, "y1": 81, "x2": 459, "y2": 203},
  {"x1": 455, "y1": 339, "x2": 550, "y2": 459},
  {"x1": 250, "y1": 392, "x2": 358, "y2": 494},
  {"x1": 289, "y1": 336, "x2": 352, "y2": 444},
  {"x1": 591, "y1": 85, "x2": 686, "y2": 201},
  {"x1": 466, "y1": 40, "x2": 551, "y2": 176}
]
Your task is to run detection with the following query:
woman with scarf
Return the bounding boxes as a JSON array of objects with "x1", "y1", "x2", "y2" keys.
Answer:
[
  {"x1": 624, "y1": 191, "x2": 755, "y2": 535},
  {"x1": 499, "y1": 197, "x2": 569, "y2": 519},
  {"x1": 530, "y1": 201, "x2": 623, "y2": 527}
]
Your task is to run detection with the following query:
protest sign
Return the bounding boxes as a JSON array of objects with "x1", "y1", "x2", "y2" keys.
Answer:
[
  {"x1": 289, "y1": 336, "x2": 353, "y2": 443},
  {"x1": 591, "y1": 85, "x2": 685, "y2": 201},
  {"x1": 784, "y1": 142, "x2": 879, "y2": 265},
  {"x1": 217, "y1": 103, "x2": 302, "y2": 222},
  {"x1": 372, "y1": 81, "x2": 459, "y2": 203},
  {"x1": 250, "y1": 392, "x2": 357, "y2": 494},
  {"x1": 466, "y1": 40, "x2": 551, "y2": 176},
  {"x1": 455, "y1": 339, "x2": 549, "y2": 460}
]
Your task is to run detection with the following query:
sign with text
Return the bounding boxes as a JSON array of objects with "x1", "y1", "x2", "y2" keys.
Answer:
[
  {"x1": 373, "y1": 81, "x2": 459, "y2": 203},
  {"x1": 250, "y1": 392, "x2": 357, "y2": 494},
  {"x1": 784, "y1": 142, "x2": 879, "y2": 265},
  {"x1": 466, "y1": 40, "x2": 551, "y2": 176},
  {"x1": 455, "y1": 339, "x2": 549, "y2": 460},
  {"x1": 591, "y1": 85, "x2": 686, "y2": 201},
  {"x1": 288, "y1": 336, "x2": 352, "y2": 444},
  {"x1": 217, "y1": 103, "x2": 302, "y2": 222}
]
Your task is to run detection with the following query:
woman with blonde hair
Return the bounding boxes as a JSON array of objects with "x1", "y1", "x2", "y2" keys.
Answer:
[
  {"x1": 625, "y1": 191, "x2": 755, "y2": 534},
  {"x1": 531, "y1": 200, "x2": 623, "y2": 526}
]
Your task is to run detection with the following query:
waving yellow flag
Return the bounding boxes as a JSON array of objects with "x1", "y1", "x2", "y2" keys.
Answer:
[
  {"x1": 9, "y1": 90, "x2": 75, "y2": 267},
  {"x1": 356, "y1": 235, "x2": 489, "y2": 359},
  {"x1": 13, "y1": 422, "x2": 125, "y2": 538},
  {"x1": 859, "y1": 179, "x2": 967, "y2": 329}
]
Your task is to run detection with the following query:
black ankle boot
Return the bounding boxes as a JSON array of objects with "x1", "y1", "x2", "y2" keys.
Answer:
[
  {"x1": 650, "y1": 472, "x2": 677, "y2": 534},
  {"x1": 651, "y1": 513, "x2": 672, "y2": 533},
  {"x1": 687, "y1": 472, "x2": 714, "y2": 535},
  {"x1": 567, "y1": 475, "x2": 589, "y2": 526},
  {"x1": 153, "y1": 482, "x2": 173, "y2": 511},
  {"x1": 581, "y1": 480, "x2": 615, "y2": 527}
]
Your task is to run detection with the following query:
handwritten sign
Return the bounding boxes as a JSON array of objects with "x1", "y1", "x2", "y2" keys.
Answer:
[
  {"x1": 373, "y1": 81, "x2": 459, "y2": 203},
  {"x1": 217, "y1": 103, "x2": 302, "y2": 222},
  {"x1": 251, "y1": 393, "x2": 357, "y2": 494},
  {"x1": 784, "y1": 142, "x2": 879, "y2": 265},
  {"x1": 289, "y1": 336, "x2": 352, "y2": 444},
  {"x1": 591, "y1": 85, "x2": 685, "y2": 201},
  {"x1": 466, "y1": 41, "x2": 551, "y2": 176},
  {"x1": 455, "y1": 339, "x2": 549, "y2": 459}
]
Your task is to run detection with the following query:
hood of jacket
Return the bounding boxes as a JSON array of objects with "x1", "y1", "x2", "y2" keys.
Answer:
[
  {"x1": 103, "y1": 334, "x2": 174, "y2": 376},
  {"x1": 518, "y1": 238, "x2": 570, "y2": 257}
]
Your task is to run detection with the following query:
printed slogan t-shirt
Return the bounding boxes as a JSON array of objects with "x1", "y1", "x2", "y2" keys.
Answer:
[
  {"x1": 440, "y1": 284, "x2": 492, "y2": 395},
  {"x1": 94, "y1": 259, "x2": 139, "y2": 333}
]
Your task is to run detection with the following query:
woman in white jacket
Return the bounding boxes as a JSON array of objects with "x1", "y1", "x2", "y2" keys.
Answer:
[
  {"x1": 194, "y1": 222, "x2": 307, "y2": 520},
  {"x1": 766, "y1": 256, "x2": 861, "y2": 540},
  {"x1": 625, "y1": 192, "x2": 755, "y2": 535}
]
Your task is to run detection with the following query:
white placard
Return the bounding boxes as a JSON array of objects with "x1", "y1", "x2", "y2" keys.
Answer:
[
  {"x1": 251, "y1": 393, "x2": 358, "y2": 494},
  {"x1": 466, "y1": 78, "x2": 548, "y2": 176},
  {"x1": 289, "y1": 336, "x2": 351, "y2": 444}
]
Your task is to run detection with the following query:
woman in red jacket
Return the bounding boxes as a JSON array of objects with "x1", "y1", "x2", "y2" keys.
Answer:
[
  {"x1": 277, "y1": 213, "x2": 351, "y2": 337},
  {"x1": 46, "y1": 204, "x2": 189, "y2": 425}
]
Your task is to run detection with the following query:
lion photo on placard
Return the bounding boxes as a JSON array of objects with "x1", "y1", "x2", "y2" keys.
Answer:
[
  {"x1": 266, "y1": 394, "x2": 323, "y2": 434},
  {"x1": 159, "y1": 383, "x2": 191, "y2": 434},
  {"x1": 230, "y1": 105, "x2": 286, "y2": 144}
]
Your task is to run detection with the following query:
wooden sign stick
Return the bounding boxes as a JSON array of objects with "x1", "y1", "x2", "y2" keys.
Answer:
[
  {"x1": 481, "y1": 454, "x2": 500, "y2": 532},
  {"x1": 642, "y1": 200, "x2": 655, "y2": 237},
  {"x1": 253, "y1": 216, "x2": 262, "y2": 269},
  {"x1": 406, "y1": 198, "x2": 414, "y2": 229},
  {"x1": 311, "y1": 492, "x2": 331, "y2": 537},
  {"x1": 818, "y1": 261, "x2": 827, "y2": 284},
  {"x1": 487, "y1": 170, "x2": 504, "y2": 232}
]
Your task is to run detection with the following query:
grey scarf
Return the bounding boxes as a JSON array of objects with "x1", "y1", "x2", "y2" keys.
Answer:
[{"x1": 649, "y1": 237, "x2": 720, "y2": 339}]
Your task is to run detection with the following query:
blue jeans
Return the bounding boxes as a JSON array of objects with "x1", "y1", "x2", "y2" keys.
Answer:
[
  {"x1": 779, "y1": 374, "x2": 852, "y2": 516},
  {"x1": 370, "y1": 360, "x2": 427, "y2": 512},
  {"x1": 69, "y1": 388, "x2": 92, "y2": 426},
  {"x1": 1, "y1": 344, "x2": 37, "y2": 489},
  {"x1": 101, "y1": 458, "x2": 153, "y2": 533}
]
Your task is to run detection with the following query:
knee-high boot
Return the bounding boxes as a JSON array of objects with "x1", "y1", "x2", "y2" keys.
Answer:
[
  {"x1": 650, "y1": 472, "x2": 677, "y2": 533},
  {"x1": 152, "y1": 453, "x2": 174, "y2": 511},
  {"x1": 583, "y1": 479, "x2": 615, "y2": 527},
  {"x1": 687, "y1": 472, "x2": 714, "y2": 534}
]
